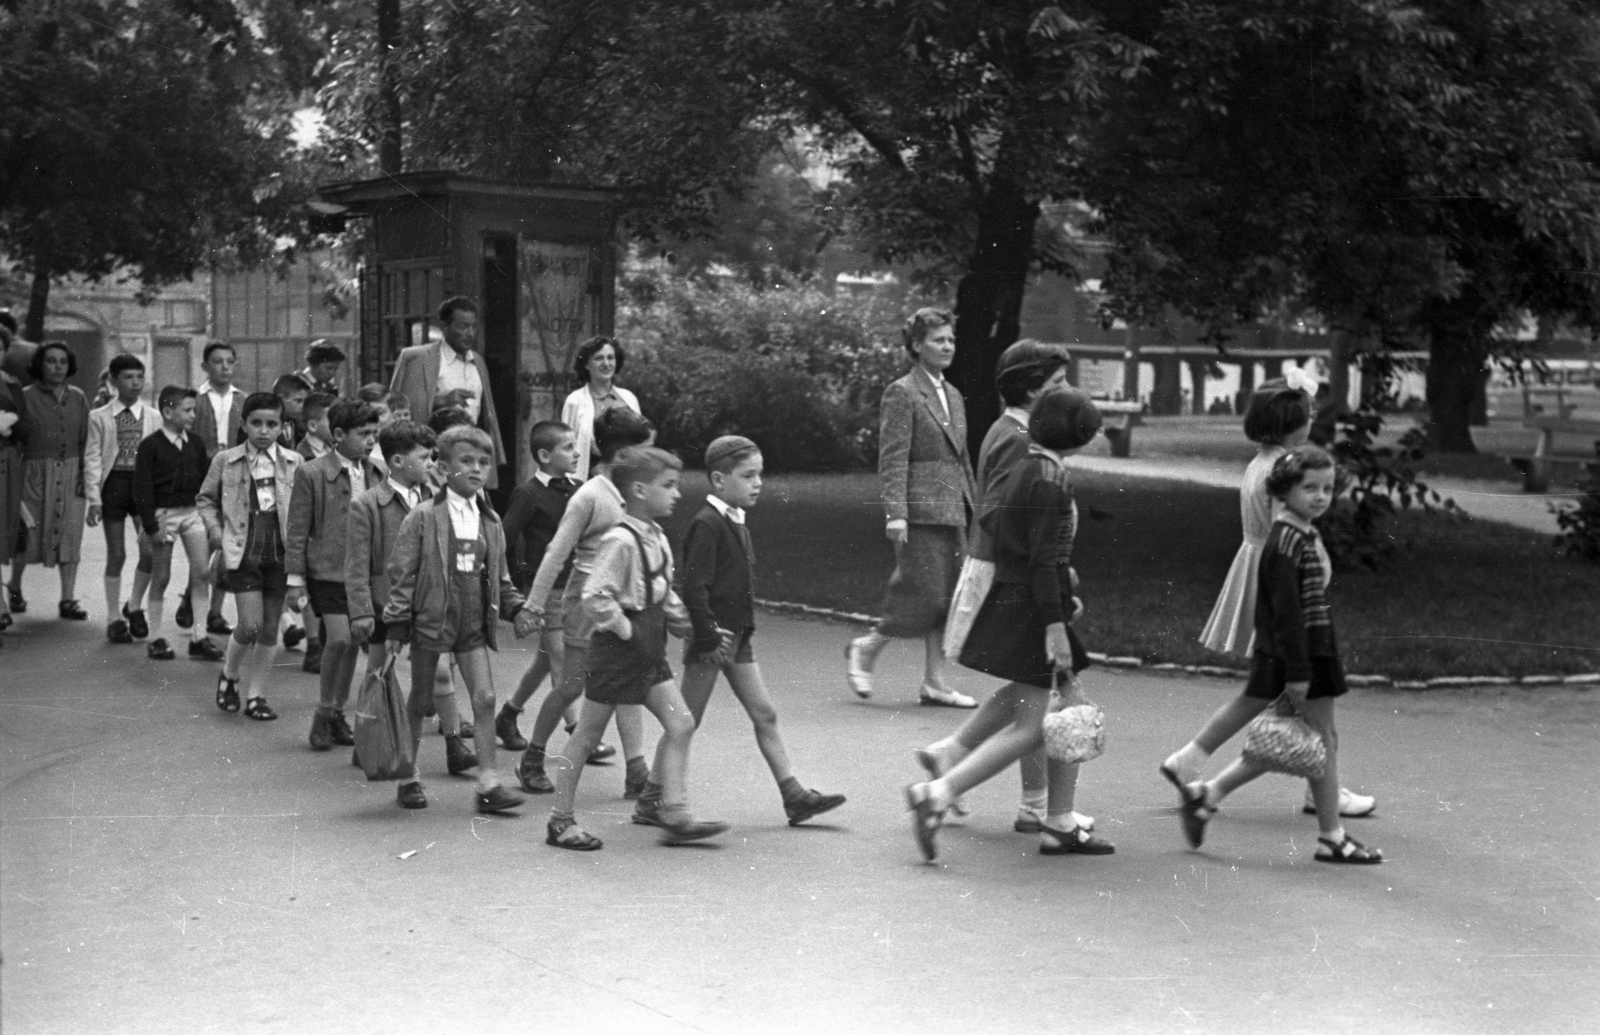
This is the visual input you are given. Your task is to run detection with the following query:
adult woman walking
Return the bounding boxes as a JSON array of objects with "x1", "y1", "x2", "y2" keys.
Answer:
[
  {"x1": 845, "y1": 308, "x2": 978, "y2": 708},
  {"x1": 561, "y1": 336, "x2": 640, "y2": 483},
  {"x1": 0, "y1": 326, "x2": 28, "y2": 639},
  {"x1": 7, "y1": 341, "x2": 91, "y2": 619}
]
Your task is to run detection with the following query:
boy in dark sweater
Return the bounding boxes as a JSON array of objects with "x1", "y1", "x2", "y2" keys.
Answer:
[
  {"x1": 633, "y1": 436, "x2": 846, "y2": 828},
  {"x1": 133, "y1": 387, "x2": 224, "y2": 661}
]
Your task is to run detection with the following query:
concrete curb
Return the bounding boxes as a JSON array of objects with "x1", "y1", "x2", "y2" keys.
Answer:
[{"x1": 755, "y1": 598, "x2": 1600, "y2": 690}]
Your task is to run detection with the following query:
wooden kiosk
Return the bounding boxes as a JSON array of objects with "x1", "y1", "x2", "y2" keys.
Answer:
[{"x1": 317, "y1": 172, "x2": 617, "y2": 491}]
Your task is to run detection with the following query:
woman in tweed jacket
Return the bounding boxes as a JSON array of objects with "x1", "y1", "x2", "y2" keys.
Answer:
[{"x1": 845, "y1": 308, "x2": 978, "y2": 708}]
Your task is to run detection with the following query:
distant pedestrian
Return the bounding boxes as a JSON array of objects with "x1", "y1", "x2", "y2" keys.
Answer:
[
  {"x1": 561, "y1": 335, "x2": 640, "y2": 483},
  {"x1": 0, "y1": 326, "x2": 26, "y2": 640},
  {"x1": 9, "y1": 342, "x2": 90, "y2": 620},
  {"x1": 300, "y1": 340, "x2": 347, "y2": 397},
  {"x1": 389, "y1": 297, "x2": 507, "y2": 488}
]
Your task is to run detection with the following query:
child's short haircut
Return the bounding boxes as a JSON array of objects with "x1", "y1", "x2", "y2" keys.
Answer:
[
  {"x1": 272, "y1": 372, "x2": 311, "y2": 397},
  {"x1": 108, "y1": 353, "x2": 145, "y2": 377},
  {"x1": 303, "y1": 391, "x2": 337, "y2": 423},
  {"x1": 377, "y1": 419, "x2": 437, "y2": 462},
  {"x1": 1029, "y1": 387, "x2": 1101, "y2": 451},
  {"x1": 429, "y1": 406, "x2": 473, "y2": 434},
  {"x1": 1266, "y1": 443, "x2": 1336, "y2": 498},
  {"x1": 202, "y1": 340, "x2": 234, "y2": 363},
  {"x1": 357, "y1": 382, "x2": 388, "y2": 404},
  {"x1": 995, "y1": 339, "x2": 1072, "y2": 408},
  {"x1": 609, "y1": 445, "x2": 683, "y2": 497},
  {"x1": 158, "y1": 386, "x2": 197, "y2": 413},
  {"x1": 594, "y1": 406, "x2": 654, "y2": 463},
  {"x1": 438, "y1": 424, "x2": 494, "y2": 462},
  {"x1": 705, "y1": 434, "x2": 760, "y2": 475},
  {"x1": 384, "y1": 391, "x2": 409, "y2": 412},
  {"x1": 1243, "y1": 379, "x2": 1313, "y2": 445},
  {"x1": 241, "y1": 391, "x2": 284, "y2": 420},
  {"x1": 528, "y1": 419, "x2": 573, "y2": 459},
  {"x1": 328, "y1": 399, "x2": 381, "y2": 434}
]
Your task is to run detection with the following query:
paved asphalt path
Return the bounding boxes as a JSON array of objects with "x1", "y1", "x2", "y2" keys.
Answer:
[{"x1": 2, "y1": 566, "x2": 1596, "y2": 1033}]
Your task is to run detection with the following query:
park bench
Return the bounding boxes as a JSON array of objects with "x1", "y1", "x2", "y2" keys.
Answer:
[
  {"x1": 1095, "y1": 400, "x2": 1145, "y2": 458},
  {"x1": 1508, "y1": 415, "x2": 1600, "y2": 492}
]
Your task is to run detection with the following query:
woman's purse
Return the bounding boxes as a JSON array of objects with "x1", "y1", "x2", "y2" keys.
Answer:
[
  {"x1": 1042, "y1": 672, "x2": 1106, "y2": 764},
  {"x1": 1241, "y1": 696, "x2": 1327, "y2": 778}
]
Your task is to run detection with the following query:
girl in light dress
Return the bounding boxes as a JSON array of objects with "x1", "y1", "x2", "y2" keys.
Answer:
[{"x1": 1161, "y1": 374, "x2": 1376, "y2": 824}]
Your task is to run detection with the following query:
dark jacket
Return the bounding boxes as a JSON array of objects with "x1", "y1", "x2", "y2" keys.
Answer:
[
  {"x1": 132, "y1": 430, "x2": 210, "y2": 535},
  {"x1": 979, "y1": 452, "x2": 1074, "y2": 628},
  {"x1": 1253, "y1": 517, "x2": 1338, "y2": 681},
  {"x1": 502, "y1": 474, "x2": 578, "y2": 593},
  {"x1": 679, "y1": 502, "x2": 757, "y2": 654},
  {"x1": 345, "y1": 479, "x2": 417, "y2": 624}
]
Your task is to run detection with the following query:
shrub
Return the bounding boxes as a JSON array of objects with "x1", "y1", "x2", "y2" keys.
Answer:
[
  {"x1": 1319, "y1": 407, "x2": 1460, "y2": 570},
  {"x1": 1552, "y1": 442, "x2": 1600, "y2": 562}
]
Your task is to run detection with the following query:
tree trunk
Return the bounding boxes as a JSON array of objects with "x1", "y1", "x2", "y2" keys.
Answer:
[
  {"x1": 1425, "y1": 331, "x2": 1485, "y2": 454},
  {"x1": 377, "y1": 0, "x2": 403, "y2": 175},
  {"x1": 24, "y1": 262, "x2": 50, "y2": 343},
  {"x1": 948, "y1": 178, "x2": 1039, "y2": 460}
]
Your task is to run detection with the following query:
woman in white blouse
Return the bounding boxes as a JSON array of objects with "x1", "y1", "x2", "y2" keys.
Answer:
[{"x1": 560, "y1": 336, "x2": 640, "y2": 482}]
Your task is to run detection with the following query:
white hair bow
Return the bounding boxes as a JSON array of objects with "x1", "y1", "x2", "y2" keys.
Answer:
[{"x1": 1284, "y1": 367, "x2": 1319, "y2": 396}]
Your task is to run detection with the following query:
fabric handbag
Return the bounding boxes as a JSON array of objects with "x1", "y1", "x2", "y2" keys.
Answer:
[
  {"x1": 1241, "y1": 697, "x2": 1327, "y2": 779},
  {"x1": 942, "y1": 556, "x2": 996, "y2": 659},
  {"x1": 1042, "y1": 674, "x2": 1106, "y2": 764},
  {"x1": 354, "y1": 653, "x2": 415, "y2": 781}
]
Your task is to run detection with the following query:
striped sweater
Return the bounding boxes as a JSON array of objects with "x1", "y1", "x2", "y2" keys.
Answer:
[{"x1": 1253, "y1": 516, "x2": 1337, "y2": 680}]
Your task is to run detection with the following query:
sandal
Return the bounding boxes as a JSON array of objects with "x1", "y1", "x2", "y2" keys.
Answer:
[
  {"x1": 216, "y1": 674, "x2": 240, "y2": 713},
  {"x1": 242, "y1": 697, "x2": 277, "y2": 721},
  {"x1": 1180, "y1": 782, "x2": 1217, "y2": 849},
  {"x1": 1160, "y1": 763, "x2": 1203, "y2": 808},
  {"x1": 1315, "y1": 833, "x2": 1383, "y2": 865},
  {"x1": 546, "y1": 817, "x2": 603, "y2": 851},
  {"x1": 904, "y1": 782, "x2": 945, "y2": 862},
  {"x1": 914, "y1": 748, "x2": 969, "y2": 817}
]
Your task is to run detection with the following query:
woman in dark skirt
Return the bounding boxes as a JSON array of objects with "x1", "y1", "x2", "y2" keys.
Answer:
[{"x1": 906, "y1": 388, "x2": 1112, "y2": 863}]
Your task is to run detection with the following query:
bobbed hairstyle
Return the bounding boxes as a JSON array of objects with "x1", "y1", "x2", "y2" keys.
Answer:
[
  {"x1": 240, "y1": 391, "x2": 284, "y2": 421},
  {"x1": 305, "y1": 340, "x2": 346, "y2": 366},
  {"x1": 902, "y1": 307, "x2": 955, "y2": 358},
  {"x1": 377, "y1": 419, "x2": 436, "y2": 462},
  {"x1": 303, "y1": 391, "x2": 337, "y2": 422},
  {"x1": 1265, "y1": 443, "x2": 1336, "y2": 499},
  {"x1": 594, "y1": 406, "x2": 654, "y2": 463},
  {"x1": 572, "y1": 335, "x2": 626, "y2": 384},
  {"x1": 437, "y1": 295, "x2": 478, "y2": 326},
  {"x1": 428, "y1": 406, "x2": 472, "y2": 434},
  {"x1": 327, "y1": 399, "x2": 381, "y2": 434},
  {"x1": 995, "y1": 339, "x2": 1072, "y2": 408},
  {"x1": 158, "y1": 386, "x2": 197, "y2": 413},
  {"x1": 202, "y1": 340, "x2": 235, "y2": 364},
  {"x1": 108, "y1": 353, "x2": 145, "y2": 378},
  {"x1": 609, "y1": 445, "x2": 683, "y2": 497},
  {"x1": 1243, "y1": 379, "x2": 1313, "y2": 445},
  {"x1": 271, "y1": 372, "x2": 311, "y2": 397},
  {"x1": 1028, "y1": 387, "x2": 1102, "y2": 451},
  {"x1": 437, "y1": 424, "x2": 494, "y2": 462},
  {"x1": 29, "y1": 340, "x2": 77, "y2": 379},
  {"x1": 528, "y1": 419, "x2": 573, "y2": 460}
]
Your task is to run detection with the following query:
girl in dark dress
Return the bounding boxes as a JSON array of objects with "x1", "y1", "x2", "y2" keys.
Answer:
[{"x1": 905, "y1": 389, "x2": 1111, "y2": 862}]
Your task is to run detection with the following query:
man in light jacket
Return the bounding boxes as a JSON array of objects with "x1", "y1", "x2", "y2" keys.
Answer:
[{"x1": 388, "y1": 296, "x2": 506, "y2": 488}]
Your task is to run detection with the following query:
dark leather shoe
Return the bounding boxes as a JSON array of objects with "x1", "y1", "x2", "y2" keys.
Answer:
[
  {"x1": 122, "y1": 603, "x2": 149, "y2": 639},
  {"x1": 657, "y1": 815, "x2": 729, "y2": 845},
  {"x1": 495, "y1": 706, "x2": 528, "y2": 751},
  {"x1": 188, "y1": 637, "x2": 225, "y2": 661},
  {"x1": 588, "y1": 741, "x2": 617, "y2": 765},
  {"x1": 445, "y1": 734, "x2": 479, "y2": 775},
  {"x1": 283, "y1": 624, "x2": 305, "y2": 650},
  {"x1": 174, "y1": 590, "x2": 193, "y2": 629},
  {"x1": 147, "y1": 638, "x2": 176, "y2": 660},
  {"x1": 517, "y1": 746, "x2": 553, "y2": 793},
  {"x1": 475, "y1": 785, "x2": 525, "y2": 814},
  {"x1": 59, "y1": 599, "x2": 88, "y2": 620},
  {"x1": 397, "y1": 781, "x2": 428, "y2": 809},
  {"x1": 308, "y1": 712, "x2": 333, "y2": 751},
  {"x1": 243, "y1": 697, "x2": 277, "y2": 721},
  {"x1": 207, "y1": 613, "x2": 232, "y2": 636},
  {"x1": 1039, "y1": 824, "x2": 1116, "y2": 856},
  {"x1": 7, "y1": 587, "x2": 25, "y2": 613},
  {"x1": 107, "y1": 619, "x2": 133, "y2": 644},
  {"x1": 327, "y1": 711, "x2": 356, "y2": 746},
  {"x1": 784, "y1": 788, "x2": 847, "y2": 826},
  {"x1": 301, "y1": 642, "x2": 322, "y2": 674}
]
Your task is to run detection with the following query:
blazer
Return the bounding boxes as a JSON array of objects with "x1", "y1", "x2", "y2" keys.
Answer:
[
  {"x1": 560, "y1": 384, "x2": 641, "y2": 483},
  {"x1": 285, "y1": 450, "x2": 386, "y2": 582},
  {"x1": 389, "y1": 342, "x2": 506, "y2": 482},
  {"x1": 679, "y1": 503, "x2": 757, "y2": 654},
  {"x1": 196, "y1": 443, "x2": 302, "y2": 570},
  {"x1": 84, "y1": 400, "x2": 163, "y2": 505},
  {"x1": 192, "y1": 385, "x2": 247, "y2": 460},
  {"x1": 382, "y1": 488, "x2": 525, "y2": 650},
  {"x1": 877, "y1": 368, "x2": 976, "y2": 528},
  {"x1": 345, "y1": 480, "x2": 418, "y2": 623}
]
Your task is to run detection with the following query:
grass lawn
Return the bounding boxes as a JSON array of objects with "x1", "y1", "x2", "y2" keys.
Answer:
[{"x1": 664, "y1": 470, "x2": 1600, "y2": 680}]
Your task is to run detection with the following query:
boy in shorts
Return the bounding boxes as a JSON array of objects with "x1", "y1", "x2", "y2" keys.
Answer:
[
  {"x1": 85, "y1": 354, "x2": 162, "y2": 643},
  {"x1": 132, "y1": 387, "x2": 224, "y2": 661},
  {"x1": 633, "y1": 436, "x2": 846, "y2": 829},
  {"x1": 546, "y1": 446, "x2": 728, "y2": 850},
  {"x1": 196, "y1": 392, "x2": 302, "y2": 721},
  {"x1": 287, "y1": 399, "x2": 383, "y2": 751}
]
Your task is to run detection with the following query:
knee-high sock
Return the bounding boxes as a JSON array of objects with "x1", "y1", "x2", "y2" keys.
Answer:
[
  {"x1": 147, "y1": 592, "x2": 166, "y2": 641},
  {"x1": 104, "y1": 576, "x2": 122, "y2": 621}
]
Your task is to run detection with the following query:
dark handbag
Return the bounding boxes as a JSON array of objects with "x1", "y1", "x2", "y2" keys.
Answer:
[
  {"x1": 354, "y1": 654, "x2": 415, "y2": 781},
  {"x1": 1241, "y1": 696, "x2": 1327, "y2": 779}
]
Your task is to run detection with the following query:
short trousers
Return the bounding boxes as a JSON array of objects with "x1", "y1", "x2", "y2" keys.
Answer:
[
  {"x1": 585, "y1": 607, "x2": 672, "y2": 706},
  {"x1": 683, "y1": 627, "x2": 756, "y2": 666},
  {"x1": 540, "y1": 588, "x2": 566, "y2": 625},
  {"x1": 101, "y1": 471, "x2": 140, "y2": 523},
  {"x1": 560, "y1": 571, "x2": 596, "y2": 648},
  {"x1": 306, "y1": 578, "x2": 349, "y2": 616},
  {"x1": 1242, "y1": 651, "x2": 1348, "y2": 701},
  {"x1": 224, "y1": 558, "x2": 288, "y2": 595},
  {"x1": 153, "y1": 506, "x2": 207, "y2": 544}
]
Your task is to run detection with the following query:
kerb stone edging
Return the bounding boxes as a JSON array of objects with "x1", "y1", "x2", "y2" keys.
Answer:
[{"x1": 755, "y1": 598, "x2": 1600, "y2": 690}]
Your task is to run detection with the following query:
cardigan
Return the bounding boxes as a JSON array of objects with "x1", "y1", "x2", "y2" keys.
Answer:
[
  {"x1": 877, "y1": 368, "x2": 975, "y2": 528},
  {"x1": 679, "y1": 501, "x2": 757, "y2": 654},
  {"x1": 1254, "y1": 515, "x2": 1338, "y2": 681},
  {"x1": 561, "y1": 384, "x2": 640, "y2": 483},
  {"x1": 285, "y1": 449, "x2": 386, "y2": 583},
  {"x1": 132, "y1": 430, "x2": 210, "y2": 535},
  {"x1": 979, "y1": 451, "x2": 1075, "y2": 629},
  {"x1": 502, "y1": 472, "x2": 578, "y2": 593}
]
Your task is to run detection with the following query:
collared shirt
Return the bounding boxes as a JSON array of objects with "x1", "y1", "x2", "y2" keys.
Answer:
[
  {"x1": 532, "y1": 469, "x2": 576, "y2": 490},
  {"x1": 246, "y1": 443, "x2": 279, "y2": 511},
  {"x1": 388, "y1": 478, "x2": 420, "y2": 510},
  {"x1": 336, "y1": 450, "x2": 367, "y2": 496},
  {"x1": 437, "y1": 346, "x2": 483, "y2": 423},
  {"x1": 1003, "y1": 405, "x2": 1030, "y2": 427},
  {"x1": 445, "y1": 487, "x2": 480, "y2": 541},
  {"x1": 302, "y1": 435, "x2": 330, "y2": 460},
  {"x1": 920, "y1": 366, "x2": 950, "y2": 417},
  {"x1": 204, "y1": 384, "x2": 234, "y2": 442},
  {"x1": 706, "y1": 493, "x2": 746, "y2": 525},
  {"x1": 581, "y1": 514, "x2": 688, "y2": 637},
  {"x1": 161, "y1": 426, "x2": 189, "y2": 450}
]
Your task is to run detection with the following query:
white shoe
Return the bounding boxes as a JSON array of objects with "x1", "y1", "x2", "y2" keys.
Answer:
[
  {"x1": 1303, "y1": 787, "x2": 1377, "y2": 817},
  {"x1": 918, "y1": 684, "x2": 977, "y2": 709},
  {"x1": 844, "y1": 638, "x2": 875, "y2": 698}
]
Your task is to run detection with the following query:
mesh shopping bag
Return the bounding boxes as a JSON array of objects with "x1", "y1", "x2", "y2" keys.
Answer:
[
  {"x1": 1042, "y1": 690, "x2": 1106, "y2": 764},
  {"x1": 1241, "y1": 698, "x2": 1326, "y2": 779},
  {"x1": 354, "y1": 654, "x2": 415, "y2": 781}
]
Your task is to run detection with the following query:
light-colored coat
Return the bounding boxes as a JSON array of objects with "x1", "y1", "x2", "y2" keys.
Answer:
[
  {"x1": 345, "y1": 480, "x2": 415, "y2": 624},
  {"x1": 191, "y1": 385, "x2": 248, "y2": 460},
  {"x1": 285, "y1": 450, "x2": 385, "y2": 582},
  {"x1": 83, "y1": 400, "x2": 162, "y2": 505},
  {"x1": 877, "y1": 368, "x2": 976, "y2": 528},
  {"x1": 196, "y1": 443, "x2": 302, "y2": 570},
  {"x1": 388, "y1": 342, "x2": 506, "y2": 482},
  {"x1": 561, "y1": 384, "x2": 641, "y2": 483},
  {"x1": 382, "y1": 489, "x2": 525, "y2": 650}
]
